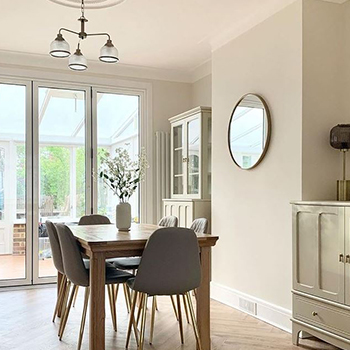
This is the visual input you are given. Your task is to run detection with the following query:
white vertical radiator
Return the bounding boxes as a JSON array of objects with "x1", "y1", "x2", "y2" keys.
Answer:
[{"x1": 154, "y1": 131, "x2": 170, "y2": 223}]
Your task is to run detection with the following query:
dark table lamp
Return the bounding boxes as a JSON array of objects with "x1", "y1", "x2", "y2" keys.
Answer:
[{"x1": 330, "y1": 124, "x2": 350, "y2": 201}]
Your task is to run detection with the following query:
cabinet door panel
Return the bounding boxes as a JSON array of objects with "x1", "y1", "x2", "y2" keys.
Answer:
[{"x1": 293, "y1": 205, "x2": 345, "y2": 303}]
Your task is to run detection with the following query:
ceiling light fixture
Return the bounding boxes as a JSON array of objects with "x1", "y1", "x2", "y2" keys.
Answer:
[{"x1": 49, "y1": 0, "x2": 119, "y2": 71}]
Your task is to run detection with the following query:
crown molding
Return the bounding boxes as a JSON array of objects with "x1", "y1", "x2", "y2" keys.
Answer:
[
  {"x1": 0, "y1": 50, "x2": 194, "y2": 84},
  {"x1": 320, "y1": 0, "x2": 348, "y2": 3},
  {"x1": 190, "y1": 60, "x2": 212, "y2": 83}
]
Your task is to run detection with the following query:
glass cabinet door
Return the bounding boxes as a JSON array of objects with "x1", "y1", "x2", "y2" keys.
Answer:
[
  {"x1": 173, "y1": 124, "x2": 184, "y2": 195},
  {"x1": 187, "y1": 118, "x2": 200, "y2": 195}
]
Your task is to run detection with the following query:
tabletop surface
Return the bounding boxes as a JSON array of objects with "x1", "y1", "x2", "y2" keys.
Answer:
[{"x1": 69, "y1": 223, "x2": 218, "y2": 245}]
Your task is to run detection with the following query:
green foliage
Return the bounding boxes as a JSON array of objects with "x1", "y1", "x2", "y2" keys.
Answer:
[
  {"x1": 40, "y1": 146, "x2": 70, "y2": 209},
  {"x1": 75, "y1": 147, "x2": 85, "y2": 217},
  {"x1": 99, "y1": 147, "x2": 148, "y2": 203}
]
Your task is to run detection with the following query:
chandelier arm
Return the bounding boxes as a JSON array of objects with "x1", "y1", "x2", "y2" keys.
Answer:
[
  {"x1": 59, "y1": 27, "x2": 80, "y2": 36},
  {"x1": 86, "y1": 32, "x2": 111, "y2": 41}
]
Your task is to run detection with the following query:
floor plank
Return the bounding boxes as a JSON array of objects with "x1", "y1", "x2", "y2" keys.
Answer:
[{"x1": 0, "y1": 287, "x2": 340, "y2": 350}]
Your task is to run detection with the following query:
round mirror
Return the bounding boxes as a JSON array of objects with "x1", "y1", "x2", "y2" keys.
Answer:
[{"x1": 228, "y1": 93, "x2": 271, "y2": 170}]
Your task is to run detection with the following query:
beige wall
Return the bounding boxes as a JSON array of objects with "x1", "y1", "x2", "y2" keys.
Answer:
[
  {"x1": 191, "y1": 74, "x2": 212, "y2": 108},
  {"x1": 302, "y1": 0, "x2": 346, "y2": 200},
  {"x1": 211, "y1": 0, "x2": 302, "y2": 310}
]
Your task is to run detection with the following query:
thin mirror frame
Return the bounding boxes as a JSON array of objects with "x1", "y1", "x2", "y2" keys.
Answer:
[{"x1": 228, "y1": 93, "x2": 272, "y2": 170}]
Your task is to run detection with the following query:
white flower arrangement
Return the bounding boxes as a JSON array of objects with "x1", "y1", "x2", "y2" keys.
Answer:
[{"x1": 99, "y1": 147, "x2": 149, "y2": 203}]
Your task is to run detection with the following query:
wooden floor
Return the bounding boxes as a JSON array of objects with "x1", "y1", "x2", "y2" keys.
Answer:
[{"x1": 0, "y1": 287, "x2": 339, "y2": 350}]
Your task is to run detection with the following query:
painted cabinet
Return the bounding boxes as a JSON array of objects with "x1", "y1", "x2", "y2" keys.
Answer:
[
  {"x1": 292, "y1": 202, "x2": 350, "y2": 350},
  {"x1": 170, "y1": 106, "x2": 211, "y2": 199},
  {"x1": 163, "y1": 107, "x2": 212, "y2": 229}
]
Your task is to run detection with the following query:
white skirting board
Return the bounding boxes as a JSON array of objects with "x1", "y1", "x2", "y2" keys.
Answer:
[{"x1": 210, "y1": 282, "x2": 292, "y2": 333}]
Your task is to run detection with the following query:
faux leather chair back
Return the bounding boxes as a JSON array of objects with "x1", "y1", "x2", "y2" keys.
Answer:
[
  {"x1": 46, "y1": 220, "x2": 64, "y2": 275},
  {"x1": 190, "y1": 218, "x2": 208, "y2": 234},
  {"x1": 134, "y1": 227, "x2": 201, "y2": 295},
  {"x1": 158, "y1": 215, "x2": 178, "y2": 228},
  {"x1": 78, "y1": 214, "x2": 111, "y2": 226},
  {"x1": 56, "y1": 224, "x2": 89, "y2": 287}
]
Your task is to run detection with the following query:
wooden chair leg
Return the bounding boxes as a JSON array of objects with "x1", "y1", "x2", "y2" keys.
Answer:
[
  {"x1": 186, "y1": 292, "x2": 202, "y2": 350},
  {"x1": 126, "y1": 291, "x2": 139, "y2": 349},
  {"x1": 170, "y1": 295, "x2": 178, "y2": 320},
  {"x1": 149, "y1": 296, "x2": 156, "y2": 345},
  {"x1": 77, "y1": 287, "x2": 89, "y2": 350},
  {"x1": 139, "y1": 293, "x2": 148, "y2": 350},
  {"x1": 136, "y1": 293, "x2": 146, "y2": 327},
  {"x1": 155, "y1": 295, "x2": 158, "y2": 311},
  {"x1": 59, "y1": 283, "x2": 75, "y2": 340},
  {"x1": 176, "y1": 295, "x2": 184, "y2": 344},
  {"x1": 73, "y1": 286, "x2": 79, "y2": 307},
  {"x1": 107, "y1": 285, "x2": 117, "y2": 331},
  {"x1": 53, "y1": 275, "x2": 66, "y2": 322},
  {"x1": 123, "y1": 283, "x2": 131, "y2": 313},
  {"x1": 182, "y1": 294, "x2": 190, "y2": 324},
  {"x1": 58, "y1": 278, "x2": 70, "y2": 322}
]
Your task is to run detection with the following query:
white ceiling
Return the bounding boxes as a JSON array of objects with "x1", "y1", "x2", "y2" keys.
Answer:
[{"x1": 0, "y1": 0, "x2": 346, "y2": 72}]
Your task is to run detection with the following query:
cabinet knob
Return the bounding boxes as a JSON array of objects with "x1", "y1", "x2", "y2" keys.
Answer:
[
  {"x1": 340, "y1": 254, "x2": 344, "y2": 263},
  {"x1": 346, "y1": 255, "x2": 350, "y2": 264},
  {"x1": 312, "y1": 311, "x2": 318, "y2": 317}
]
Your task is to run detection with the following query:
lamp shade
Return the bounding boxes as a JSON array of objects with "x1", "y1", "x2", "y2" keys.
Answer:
[
  {"x1": 330, "y1": 124, "x2": 350, "y2": 150},
  {"x1": 50, "y1": 34, "x2": 71, "y2": 58},
  {"x1": 99, "y1": 40, "x2": 119, "y2": 63},
  {"x1": 68, "y1": 48, "x2": 87, "y2": 71}
]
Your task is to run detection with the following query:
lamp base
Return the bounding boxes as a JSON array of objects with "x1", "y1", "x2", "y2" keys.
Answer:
[{"x1": 337, "y1": 180, "x2": 350, "y2": 201}]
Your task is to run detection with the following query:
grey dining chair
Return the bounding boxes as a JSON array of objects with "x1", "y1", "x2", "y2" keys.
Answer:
[
  {"x1": 78, "y1": 214, "x2": 111, "y2": 225},
  {"x1": 190, "y1": 218, "x2": 209, "y2": 234},
  {"x1": 125, "y1": 227, "x2": 202, "y2": 350},
  {"x1": 56, "y1": 223, "x2": 136, "y2": 350},
  {"x1": 112, "y1": 215, "x2": 179, "y2": 271},
  {"x1": 158, "y1": 215, "x2": 178, "y2": 228},
  {"x1": 46, "y1": 220, "x2": 121, "y2": 339},
  {"x1": 77, "y1": 214, "x2": 133, "y2": 312},
  {"x1": 46, "y1": 221, "x2": 67, "y2": 323},
  {"x1": 112, "y1": 215, "x2": 180, "y2": 324}
]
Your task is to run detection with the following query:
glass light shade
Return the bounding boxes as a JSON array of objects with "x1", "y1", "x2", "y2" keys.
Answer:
[
  {"x1": 99, "y1": 40, "x2": 119, "y2": 63},
  {"x1": 68, "y1": 49, "x2": 88, "y2": 71},
  {"x1": 49, "y1": 34, "x2": 71, "y2": 58}
]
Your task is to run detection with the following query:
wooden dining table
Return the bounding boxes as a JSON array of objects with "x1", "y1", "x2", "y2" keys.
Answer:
[{"x1": 60, "y1": 223, "x2": 218, "y2": 350}]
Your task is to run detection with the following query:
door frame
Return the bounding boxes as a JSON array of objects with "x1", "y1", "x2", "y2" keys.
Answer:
[
  {"x1": 0, "y1": 78, "x2": 32, "y2": 288},
  {"x1": 91, "y1": 86, "x2": 151, "y2": 224},
  {"x1": 32, "y1": 81, "x2": 91, "y2": 285}
]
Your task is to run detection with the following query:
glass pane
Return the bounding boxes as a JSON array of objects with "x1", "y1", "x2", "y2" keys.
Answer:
[
  {"x1": 187, "y1": 118, "x2": 200, "y2": 194},
  {"x1": 0, "y1": 83, "x2": 27, "y2": 281},
  {"x1": 173, "y1": 125, "x2": 183, "y2": 195},
  {"x1": 38, "y1": 87, "x2": 86, "y2": 278},
  {"x1": 97, "y1": 92, "x2": 140, "y2": 223}
]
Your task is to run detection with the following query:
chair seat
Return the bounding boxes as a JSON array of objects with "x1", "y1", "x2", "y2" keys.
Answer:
[
  {"x1": 111, "y1": 257, "x2": 141, "y2": 270},
  {"x1": 126, "y1": 277, "x2": 136, "y2": 290},
  {"x1": 82, "y1": 259, "x2": 133, "y2": 284},
  {"x1": 106, "y1": 269, "x2": 134, "y2": 285}
]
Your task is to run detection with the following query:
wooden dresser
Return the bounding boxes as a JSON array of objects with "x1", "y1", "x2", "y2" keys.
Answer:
[{"x1": 292, "y1": 201, "x2": 350, "y2": 350}]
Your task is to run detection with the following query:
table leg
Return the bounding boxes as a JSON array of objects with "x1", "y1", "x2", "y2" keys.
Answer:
[
  {"x1": 89, "y1": 252, "x2": 106, "y2": 350},
  {"x1": 197, "y1": 247, "x2": 211, "y2": 350},
  {"x1": 57, "y1": 271, "x2": 64, "y2": 317}
]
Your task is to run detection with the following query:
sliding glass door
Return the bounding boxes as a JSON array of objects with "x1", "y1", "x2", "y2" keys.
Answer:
[
  {"x1": 33, "y1": 83, "x2": 90, "y2": 283},
  {"x1": 0, "y1": 80, "x2": 32, "y2": 287},
  {"x1": 0, "y1": 80, "x2": 142, "y2": 287},
  {"x1": 93, "y1": 89, "x2": 140, "y2": 223}
]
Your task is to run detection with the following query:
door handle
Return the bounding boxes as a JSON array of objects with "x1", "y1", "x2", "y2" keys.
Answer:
[{"x1": 340, "y1": 254, "x2": 345, "y2": 263}]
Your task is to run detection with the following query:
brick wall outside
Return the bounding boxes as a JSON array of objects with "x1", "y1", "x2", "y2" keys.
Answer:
[{"x1": 13, "y1": 224, "x2": 26, "y2": 255}]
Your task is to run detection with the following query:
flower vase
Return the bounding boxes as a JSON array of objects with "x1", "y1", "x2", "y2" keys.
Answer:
[{"x1": 116, "y1": 202, "x2": 131, "y2": 231}]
